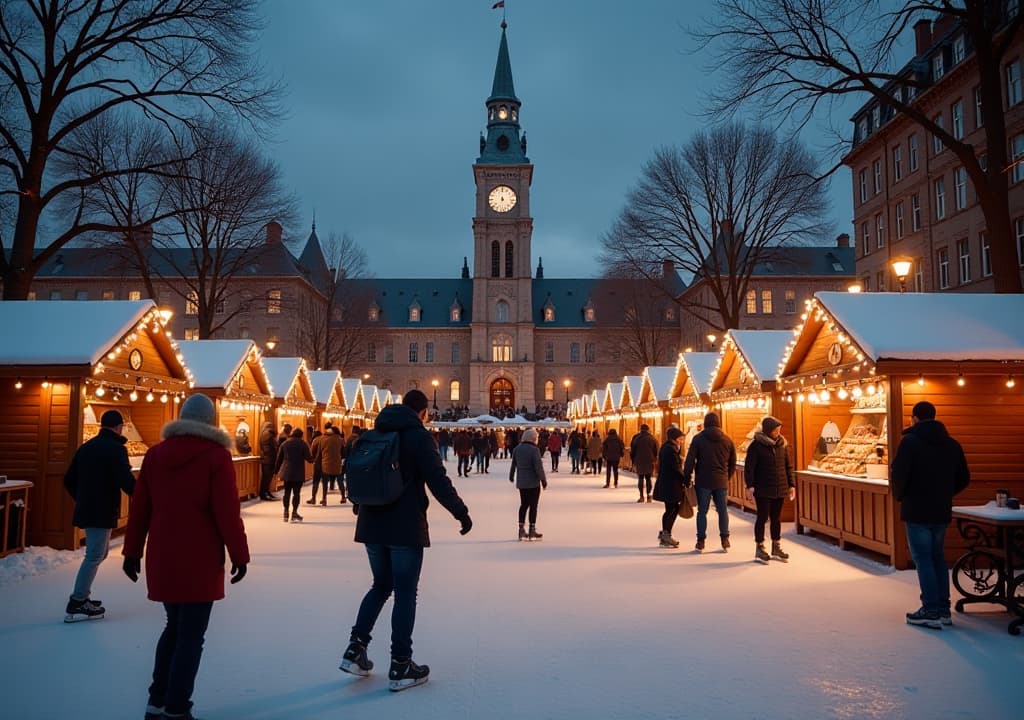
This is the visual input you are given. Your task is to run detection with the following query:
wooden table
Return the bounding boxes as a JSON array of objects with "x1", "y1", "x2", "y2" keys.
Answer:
[
  {"x1": 951, "y1": 504, "x2": 1024, "y2": 636},
  {"x1": 0, "y1": 480, "x2": 34, "y2": 558}
]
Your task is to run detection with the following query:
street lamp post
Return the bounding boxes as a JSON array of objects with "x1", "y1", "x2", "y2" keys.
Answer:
[
  {"x1": 707, "y1": 333, "x2": 717, "y2": 350},
  {"x1": 264, "y1": 339, "x2": 277, "y2": 356},
  {"x1": 431, "y1": 379, "x2": 439, "y2": 410},
  {"x1": 891, "y1": 257, "x2": 913, "y2": 293},
  {"x1": 563, "y1": 378, "x2": 571, "y2": 405}
]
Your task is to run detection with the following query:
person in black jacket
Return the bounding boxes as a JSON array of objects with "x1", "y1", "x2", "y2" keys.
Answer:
[
  {"x1": 744, "y1": 416, "x2": 795, "y2": 564},
  {"x1": 274, "y1": 428, "x2": 313, "y2": 522},
  {"x1": 339, "y1": 390, "x2": 472, "y2": 692},
  {"x1": 257, "y1": 421, "x2": 279, "y2": 501},
  {"x1": 891, "y1": 401, "x2": 970, "y2": 629},
  {"x1": 652, "y1": 427, "x2": 686, "y2": 548},
  {"x1": 62, "y1": 409, "x2": 136, "y2": 622},
  {"x1": 683, "y1": 412, "x2": 737, "y2": 553}
]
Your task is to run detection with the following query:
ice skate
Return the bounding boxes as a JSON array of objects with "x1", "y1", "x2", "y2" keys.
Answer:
[
  {"x1": 388, "y1": 658, "x2": 430, "y2": 692},
  {"x1": 771, "y1": 541, "x2": 789, "y2": 562},
  {"x1": 528, "y1": 524, "x2": 543, "y2": 541},
  {"x1": 721, "y1": 535, "x2": 731, "y2": 552},
  {"x1": 755, "y1": 543, "x2": 771, "y2": 564},
  {"x1": 64, "y1": 596, "x2": 105, "y2": 623},
  {"x1": 518, "y1": 523, "x2": 527, "y2": 541},
  {"x1": 340, "y1": 641, "x2": 374, "y2": 676}
]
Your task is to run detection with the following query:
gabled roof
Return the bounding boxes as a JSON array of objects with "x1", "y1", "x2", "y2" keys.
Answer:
[
  {"x1": 589, "y1": 389, "x2": 607, "y2": 415},
  {"x1": 360, "y1": 384, "x2": 380, "y2": 414},
  {"x1": 262, "y1": 357, "x2": 315, "y2": 403},
  {"x1": 376, "y1": 388, "x2": 392, "y2": 408},
  {"x1": 622, "y1": 375, "x2": 644, "y2": 408},
  {"x1": 728, "y1": 331, "x2": 793, "y2": 382},
  {"x1": 308, "y1": 370, "x2": 343, "y2": 409},
  {"x1": 347, "y1": 279, "x2": 473, "y2": 328},
  {"x1": 176, "y1": 339, "x2": 270, "y2": 395},
  {"x1": 605, "y1": 382, "x2": 624, "y2": 412},
  {"x1": 340, "y1": 378, "x2": 363, "y2": 408},
  {"x1": 639, "y1": 366, "x2": 676, "y2": 404},
  {"x1": 670, "y1": 352, "x2": 720, "y2": 403}
]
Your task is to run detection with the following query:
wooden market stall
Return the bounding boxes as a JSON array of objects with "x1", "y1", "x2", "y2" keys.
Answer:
[
  {"x1": 262, "y1": 357, "x2": 317, "y2": 486},
  {"x1": 666, "y1": 352, "x2": 719, "y2": 450},
  {"x1": 619, "y1": 375, "x2": 645, "y2": 450},
  {"x1": 636, "y1": 366, "x2": 676, "y2": 442},
  {"x1": 339, "y1": 378, "x2": 366, "y2": 433},
  {"x1": 779, "y1": 291, "x2": 1024, "y2": 569},
  {"x1": 360, "y1": 383, "x2": 381, "y2": 426},
  {"x1": 588, "y1": 388, "x2": 608, "y2": 434},
  {"x1": 308, "y1": 370, "x2": 347, "y2": 434},
  {"x1": 707, "y1": 330, "x2": 795, "y2": 517},
  {"x1": 602, "y1": 381, "x2": 626, "y2": 447},
  {"x1": 176, "y1": 339, "x2": 273, "y2": 499},
  {"x1": 0, "y1": 301, "x2": 193, "y2": 550}
]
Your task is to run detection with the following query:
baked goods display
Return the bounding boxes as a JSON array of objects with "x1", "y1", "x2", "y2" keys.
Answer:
[
  {"x1": 736, "y1": 422, "x2": 762, "y2": 461},
  {"x1": 82, "y1": 408, "x2": 150, "y2": 460},
  {"x1": 814, "y1": 414, "x2": 887, "y2": 477}
]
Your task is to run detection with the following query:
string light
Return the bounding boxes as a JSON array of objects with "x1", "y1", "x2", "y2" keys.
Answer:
[
  {"x1": 866, "y1": 383, "x2": 877, "y2": 396},
  {"x1": 129, "y1": 390, "x2": 139, "y2": 402},
  {"x1": 1008, "y1": 375, "x2": 1016, "y2": 389},
  {"x1": 851, "y1": 385, "x2": 863, "y2": 398},
  {"x1": 837, "y1": 386, "x2": 849, "y2": 400},
  {"x1": 14, "y1": 378, "x2": 23, "y2": 390},
  {"x1": 917, "y1": 373, "x2": 925, "y2": 386},
  {"x1": 95, "y1": 385, "x2": 106, "y2": 398},
  {"x1": 956, "y1": 374, "x2": 965, "y2": 387}
]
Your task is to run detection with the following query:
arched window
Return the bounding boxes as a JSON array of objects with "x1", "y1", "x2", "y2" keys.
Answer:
[
  {"x1": 450, "y1": 380, "x2": 461, "y2": 402},
  {"x1": 495, "y1": 300, "x2": 509, "y2": 323},
  {"x1": 544, "y1": 380, "x2": 555, "y2": 401},
  {"x1": 505, "y1": 240, "x2": 514, "y2": 277},
  {"x1": 491, "y1": 240, "x2": 500, "y2": 277},
  {"x1": 491, "y1": 335, "x2": 512, "y2": 362}
]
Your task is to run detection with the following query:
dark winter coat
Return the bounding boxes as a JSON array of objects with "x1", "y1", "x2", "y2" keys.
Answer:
[
  {"x1": 891, "y1": 419, "x2": 970, "y2": 525},
  {"x1": 652, "y1": 441, "x2": 685, "y2": 503},
  {"x1": 629, "y1": 430, "x2": 659, "y2": 476},
  {"x1": 454, "y1": 431, "x2": 474, "y2": 457},
  {"x1": 274, "y1": 437, "x2": 313, "y2": 485},
  {"x1": 124, "y1": 419, "x2": 250, "y2": 603},
  {"x1": 682, "y1": 427, "x2": 737, "y2": 490},
  {"x1": 602, "y1": 432, "x2": 625, "y2": 463},
  {"x1": 744, "y1": 432, "x2": 794, "y2": 499},
  {"x1": 64, "y1": 427, "x2": 135, "y2": 529},
  {"x1": 510, "y1": 441, "x2": 547, "y2": 489},
  {"x1": 354, "y1": 404, "x2": 470, "y2": 548}
]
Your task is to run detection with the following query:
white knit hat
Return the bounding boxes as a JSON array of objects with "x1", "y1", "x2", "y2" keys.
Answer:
[{"x1": 522, "y1": 428, "x2": 539, "y2": 444}]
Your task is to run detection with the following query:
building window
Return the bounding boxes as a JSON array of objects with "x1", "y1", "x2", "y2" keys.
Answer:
[
  {"x1": 450, "y1": 380, "x2": 460, "y2": 402},
  {"x1": 182, "y1": 328, "x2": 198, "y2": 340},
  {"x1": 895, "y1": 202, "x2": 905, "y2": 239},
  {"x1": 862, "y1": 276, "x2": 871, "y2": 292},
  {"x1": 872, "y1": 160, "x2": 881, "y2": 194},
  {"x1": 892, "y1": 146, "x2": 903, "y2": 182},
  {"x1": 450, "y1": 307, "x2": 461, "y2": 322},
  {"x1": 544, "y1": 380, "x2": 555, "y2": 401},
  {"x1": 239, "y1": 326, "x2": 250, "y2": 339},
  {"x1": 451, "y1": 342, "x2": 461, "y2": 364},
  {"x1": 266, "y1": 289, "x2": 281, "y2": 314},
  {"x1": 784, "y1": 290, "x2": 796, "y2": 314},
  {"x1": 954, "y1": 166, "x2": 968, "y2": 210},
  {"x1": 368, "y1": 343, "x2": 376, "y2": 362},
  {"x1": 409, "y1": 305, "x2": 421, "y2": 322},
  {"x1": 1013, "y1": 134, "x2": 1024, "y2": 184},
  {"x1": 495, "y1": 300, "x2": 509, "y2": 323},
  {"x1": 951, "y1": 100, "x2": 964, "y2": 140},
  {"x1": 75, "y1": 290, "x2": 88, "y2": 301},
  {"x1": 368, "y1": 305, "x2": 379, "y2": 322},
  {"x1": 584, "y1": 306, "x2": 595, "y2": 322},
  {"x1": 871, "y1": 105, "x2": 880, "y2": 131},
  {"x1": 127, "y1": 290, "x2": 141, "y2": 301},
  {"x1": 1008, "y1": 60, "x2": 1023, "y2": 107},
  {"x1": 908, "y1": 135, "x2": 919, "y2": 172},
  {"x1": 409, "y1": 342, "x2": 419, "y2": 363},
  {"x1": 972, "y1": 87, "x2": 983, "y2": 131},
  {"x1": 26, "y1": 291, "x2": 36, "y2": 301},
  {"x1": 858, "y1": 169, "x2": 867, "y2": 203},
  {"x1": 934, "y1": 177, "x2": 946, "y2": 220},
  {"x1": 101, "y1": 290, "x2": 115, "y2": 301},
  {"x1": 953, "y1": 35, "x2": 965, "y2": 65},
  {"x1": 569, "y1": 342, "x2": 580, "y2": 364},
  {"x1": 185, "y1": 290, "x2": 199, "y2": 316},
  {"x1": 384, "y1": 342, "x2": 394, "y2": 364},
  {"x1": 585, "y1": 342, "x2": 596, "y2": 363},
  {"x1": 861, "y1": 222, "x2": 871, "y2": 255},
  {"x1": 911, "y1": 194, "x2": 922, "y2": 231},
  {"x1": 49, "y1": 290, "x2": 62, "y2": 300},
  {"x1": 981, "y1": 232, "x2": 992, "y2": 277},
  {"x1": 875, "y1": 213, "x2": 885, "y2": 249},
  {"x1": 425, "y1": 342, "x2": 434, "y2": 363},
  {"x1": 958, "y1": 238, "x2": 971, "y2": 284},
  {"x1": 505, "y1": 241, "x2": 514, "y2": 278},
  {"x1": 857, "y1": 117, "x2": 868, "y2": 142},
  {"x1": 491, "y1": 240, "x2": 500, "y2": 278},
  {"x1": 914, "y1": 260, "x2": 924, "y2": 292},
  {"x1": 543, "y1": 306, "x2": 555, "y2": 322},
  {"x1": 761, "y1": 289, "x2": 773, "y2": 314},
  {"x1": 491, "y1": 336, "x2": 512, "y2": 362},
  {"x1": 938, "y1": 248, "x2": 950, "y2": 289},
  {"x1": 745, "y1": 289, "x2": 757, "y2": 314},
  {"x1": 876, "y1": 270, "x2": 886, "y2": 292},
  {"x1": 932, "y1": 53, "x2": 944, "y2": 81},
  {"x1": 932, "y1": 114, "x2": 944, "y2": 154},
  {"x1": 544, "y1": 341, "x2": 554, "y2": 363}
]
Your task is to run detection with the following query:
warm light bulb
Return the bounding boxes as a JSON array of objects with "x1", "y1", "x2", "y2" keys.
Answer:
[
  {"x1": 146, "y1": 391, "x2": 154, "y2": 402},
  {"x1": 95, "y1": 385, "x2": 106, "y2": 397},
  {"x1": 917, "y1": 374, "x2": 925, "y2": 386},
  {"x1": 837, "y1": 387, "x2": 849, "y2": 400},
  {"x1": 820, "y1": 388, "x2": 831, "y2": 402},
  {"x1": 14, "y1": 379, "x2": 23, "y2": 390},
  {"x1": 1008, "y1": 375, "x2": 1016, "y2": 389},
  {"x1": 956, "y1": 374, "x2": 965, "y2": 387},
  {"x1": 160, "y1": 393, "x2": 168, "y2": 404},
  {"x1": 41, "y1": 379, "x2": 50, "y2": 388},
  {"x1": 866, "y1": 383, "x2": 877, "y2": 396},
  {"x1": 851, "y1": 386, "x2": 863, "y2": 398},
  {"x1": 174, "y1": 395, "x2": 181, "y2": 404},
  {"x1": 129, "y1": 390, "x2": 139, "y2": 402},
  {"x1": 796, "y1": 393, "x2": 805, "y2": 403},
  {"x1": 808, "y1": 391, "x2": 819, "y2": 403}
]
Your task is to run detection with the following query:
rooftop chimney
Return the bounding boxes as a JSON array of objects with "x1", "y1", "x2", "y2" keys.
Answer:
[
  {"x1": 836, "y1": 233, "x2": 850, "y2": 248},
  {"x1": 266, "y1": 221, "x2": 282, "y2": 244},
  {"x1": 913, "y1": 19, "x2": 932, "y2": 56},
  {"x1": 662, "y1": 259, "x2": 675, "y2": 279},
  {"x1": 932, "y1": 15, "x2": 955, "y2": 42}
]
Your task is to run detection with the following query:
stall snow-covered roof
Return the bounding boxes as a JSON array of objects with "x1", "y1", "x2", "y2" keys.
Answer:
[
  {"x1": 376, "y1": 388, "x2": 393, "y2": 408},
  {"x1": 709, "y1": 331, "x2": 792, "y2": 394},
  {"x1": 176, "y1": 339, "x2": 271, "y2": 396},
  {"x1": 589, "y1": 389, "x2": 607, "y2": 415},
  {"x1": 605, "y1": 382, "x2": 624, "y2": 412},
  {"x1": 669, "y1": 352, "x2": 719, "y2": 406},
  {"x1": 308, "y1": 370, "x2": 343, "y2": 409},
  {"x1": 622, "y1": 375, "x2": 644, "y2": 409},
  {"x1": 639, "y1": 366, "x2": 676, "y2": 405},
  {"x1": 360, "y1": 384, "x2": 380, "y2": 414},
  {"x1": 340, "y1": 378, "x2": 363, "y2": 410},
  {"x1": 780, "y1": 292, "x2": 1024, "y2": 378},
  {"x1": 262, "y1": 357, "x2": 315, "y2": 403}
]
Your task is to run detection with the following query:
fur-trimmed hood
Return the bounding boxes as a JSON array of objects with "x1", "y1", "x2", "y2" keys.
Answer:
[
  {"x1": 754, "y1": 431, "x2": 787, "y2": 449},
  {"x1": 162, "y1": 418, "x2": 233, "y2": 449}
]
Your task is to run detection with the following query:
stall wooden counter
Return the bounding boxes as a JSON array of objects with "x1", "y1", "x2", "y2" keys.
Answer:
[{"x1": 778, "y1": 292, "x2": 1024, "y2": 569}]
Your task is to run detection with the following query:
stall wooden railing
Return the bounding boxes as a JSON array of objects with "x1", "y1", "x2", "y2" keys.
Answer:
[{"x1": 795, "y1": 470, "x2": 895, "y2": 562}]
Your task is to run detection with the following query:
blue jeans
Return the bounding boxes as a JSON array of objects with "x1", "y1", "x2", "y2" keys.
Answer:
[
  {"x1": 148, "y1": 602, "x2": 214, "y2": 716},
  {"x1": 695, "y1": 487, "x2": 729, "y2": 540},
  {"x1": 72, "y1": 527, "x2": 111, "y2": 601},
  {"x1": 352, "y1": 544, "x2": 424, "y2": 659},
  {"x1": 439, "y1": 444, "x2": 449, "y2": 461},
  {"x1": 905, "y1": 522, "x2": 950, "y2": 614}
]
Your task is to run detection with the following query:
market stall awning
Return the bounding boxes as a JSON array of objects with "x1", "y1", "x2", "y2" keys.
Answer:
[
  {"x1": 604, "y1": 382, "x2": 624, "y2": 413},
  {"x1": 589, "y1": 388, "x2": 606, "y2": 416},
  {"x1": 339, "y1": 378, "x2": 363, "y2": 410},
  {"x1": 176, "y1": 339, "x2": 271, "y2": 398},
  {"x1": 360, "y1": 384, "x2": 380, "y2": 415},
  {"x1": 639, "y1": 365, "x2": 677, "y2": 405}
]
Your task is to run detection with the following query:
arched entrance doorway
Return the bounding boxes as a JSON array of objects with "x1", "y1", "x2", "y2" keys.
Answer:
[{"x1": 489, "y1": 378, "x2": 515, "y2": 413}]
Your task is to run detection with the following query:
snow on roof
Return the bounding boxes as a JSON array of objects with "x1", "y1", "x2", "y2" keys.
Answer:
[
  {"x1": 680, "y1": 352, "x2": 720, "y2": 395},
  {"x1": 606, "y1": 382, "x2": 624, "y2": 410},
  {"x1": 728, "y1": 330, "x2": 794, "y2": 382},
  {"x1": 307, "y1": 370, "x2": 342, "y2": 407},
  {"x1": 262, "y1": 358, "x2": 311, "y2": 401},
  {"x1": 340, "y1": 378, "x2": 362, "y2": 408},
  {"x1": 623, "y1": 375, "x2": 644, "y2": 407},
  {"x1": 0, "y1": 300, "x2": 156, "y2": 366},
  {"x1": 643, "y1": 366, "x2": 677, "y2": 402},
  {"x1": 176, "y1": 340, "x2": 260, "y2": 392},
  {"x1": 816, "y1": 292, "x2": 1024, "y2": 362},
  {"x1": 376, "y1": 388, "x2": 392, "y2": 407},
  {"x1": 360, "y1": 384, "x2": 378, "y2": 411},
  {"x1": 591, "y1": 389, "x2": 607, "y2": 412}
]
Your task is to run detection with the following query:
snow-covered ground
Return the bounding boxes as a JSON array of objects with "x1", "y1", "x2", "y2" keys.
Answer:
[{"x1": 2, "y1": 457, "x2": 1021, "y2": 720}]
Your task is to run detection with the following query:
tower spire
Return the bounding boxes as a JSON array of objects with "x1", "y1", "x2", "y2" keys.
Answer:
[{"x1": 477, "y1": 22, "x2": 527, "y2": 164}]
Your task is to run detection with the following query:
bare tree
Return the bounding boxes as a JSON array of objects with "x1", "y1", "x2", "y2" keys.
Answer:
[
  {"x1": 0, "y1": 0, "x2": 281, "y2": 299},
  {"x1": 592, "y1": 274, "x2": 681, "y2": 372},
  {"x1": 601, "y1": 122, "x2": 830, "y2": 331},
  {"x1": 696, "y1": 0, "x2": 1022, "y2": 292}
]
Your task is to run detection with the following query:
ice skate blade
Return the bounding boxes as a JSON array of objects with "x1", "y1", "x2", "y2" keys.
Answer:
[
  {"x1": 389, "y1": 676, "x2": 429, "y2": 692},
  {"x1": 771, "y1": 556, "x2": 789, "y2": 563},
  {"x1": 63, "y1": 612, "x2": 104, "y2": 623},
  {"x1": 754, "y1": 557, "x2": 770, "y2": 565},
  {"x1": 339, "y1": 659, "x2": 371, "y2": 677}
]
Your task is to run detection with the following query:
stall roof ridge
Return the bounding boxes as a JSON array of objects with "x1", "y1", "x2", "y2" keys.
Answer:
[
  {"x1": 643, "y1": 366, "x2": 676, "y2": 401},
  {"x1": 623, "y1": 375, "x2": 644, "y2": 407},
  {"x1": 727, "y1": 330, "x2": 794, "y2": 381},
  {"x1": 340, "y1": 378, "x2": 362, "y2": 408},
  {"x1": 176, "y1": 339, "x2": 262, "y2": 392},
  {"x1": 307, "y1": 370, "x2": 343, "y2": 407},
  {"x1": 262, "y1": 357, "x2": 312, "y2": 402},
  {"x1": 606, "y1": 382, "x2": 624, "y2": 410},
  {"x1": 680, "y1": 352, "x2": 720, "y2": 395}
]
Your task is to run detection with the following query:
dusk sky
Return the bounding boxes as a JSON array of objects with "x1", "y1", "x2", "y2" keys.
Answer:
[{"x1": 259, "y1": 0, "x2": 855, "y2": 278}]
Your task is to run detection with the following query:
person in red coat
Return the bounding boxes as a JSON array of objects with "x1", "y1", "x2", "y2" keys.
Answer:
[
  {"x1": 123, "y1": 393, "x2": 250, "y2": 720},
  {"x1": 546, "y1": 429, "x2": 563, "y2": 472}
]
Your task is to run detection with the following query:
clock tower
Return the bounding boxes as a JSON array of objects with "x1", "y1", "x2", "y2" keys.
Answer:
[{"x1": 470, "y1": 21, "x2": 535, "y2": 414}]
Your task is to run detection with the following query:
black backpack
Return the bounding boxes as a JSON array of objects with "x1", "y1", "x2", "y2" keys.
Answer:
[{"x1": 345, "y1": 430, "x2": 404, "y2": 505}]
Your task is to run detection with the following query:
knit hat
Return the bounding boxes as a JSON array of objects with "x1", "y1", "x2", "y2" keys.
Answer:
[
  {"x1": 522, "y1": 428, "x2": 539, "y2": 444},
  {"x1": 179, "y1": 393, "x2": 216, "y2": 426},
  {"x1": 640, "y1": 424, "x2": 650, "y2": 432},
  {"x1": 100, "y1": 410, "x2": 124, "y2": 428},
  {"x1": 666, "y1": 426, "x2": 684, "y2": 441},
  {"x1": 762, "y1": 416, "x2": 783, "y2": 434},
  {"x1": 703, "y1": 412, "x2": 721, "y2": 428}
]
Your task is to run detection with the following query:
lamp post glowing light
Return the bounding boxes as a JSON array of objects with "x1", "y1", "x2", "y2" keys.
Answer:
[
  {"x1": 563, "y1": 378, "x2": 571, "y2": 404},
  {"x1": 431, "y1": 379, "x2": 439, "y2": 410},
  {"x1": 707, "y1": 333, "x2": 717, "y2": 350},
  {"x1": 891, "y1": 257, "x2": 913, "y2": 293},
  {"x1": 847, "y1": 282, "x2": 863, "y2": 293}
]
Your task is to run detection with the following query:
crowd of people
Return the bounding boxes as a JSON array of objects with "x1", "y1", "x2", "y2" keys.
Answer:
[{"x1": 428, "y1": 403, "x2": 570, "y2": 422}]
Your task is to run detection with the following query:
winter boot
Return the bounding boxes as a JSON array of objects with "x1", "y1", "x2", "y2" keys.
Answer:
[
  {"x1": 388, "y1": 657, "x2": 430, "y2": 692},
  {"x1": 646, "y1": 495, "x2": 652, "y2": 503},
  {"x1": 659, "y1": 532, "x2": 679, "y2": 548},
  {"x1": 64, "y1": 596, "x2": 105, "y2": 623},
  {"x1": 320, "y1": 498, "x2": 327, "y2": 506},
  {"x1": 290, "y1": 511, "x2": 303, "y2": 523},
  {"x1": 518, "y1": 523, "x2": 527, "y2": 541},
  {"x1": 528, "y1": 524, "x2": 543, "y2": 541},
  {"x1": 283, "y1": 509, "x2": 289, "y2": 522},
  {"x1": 721, "y1": 535, "x2": 731, "y2": 552},
  {"x1": 306, "y1": 496, "x2": 317, "y2": 505},
  {"x1": 755, "y1": 543, "x2": 771, "y2": 564},
  {"x1": 695, "y1": 538, "x2": 705, "y2": 553},
  {"x1": 339, "y1": 640, "x2": 374, "y2": 676},
  {"x1": 637, "y1": 496, "x2": 644, "y2": 503},
  {"x1": 771, "y1": 541, "x2": 789, "y2": 562}
]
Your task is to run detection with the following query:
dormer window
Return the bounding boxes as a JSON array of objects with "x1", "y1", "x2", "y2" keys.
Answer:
[
  {"x1": 664, "y1": 307, "x2": 676, "y2": 321},
  {"x1": 544, "y1": 307, "x2": 554, "y2": 322},
  {"x1": 583, "y1": 299, "x2": 595, "y2": 323},
  {"x1": 408, "y1": 300, "x2": 421, "y2": 323},
  {"x1": 368, "y1": 302, "x2": 380, "y2": 322},
  {"x1": 932, "y1": 53, "x2": 944, "y2": 81},
  {"x1": 871, "y1": 106, "x2": 880, "y2": 131},
  {"x1": 450, "y1": 307, "x2": 461, "y2": 322},
  {"x1": 952, "y1": 36, "x2": 965, "y2": 64},
  {"x1": 857, "y1": 117, "x2": 868, "y2": 142}
]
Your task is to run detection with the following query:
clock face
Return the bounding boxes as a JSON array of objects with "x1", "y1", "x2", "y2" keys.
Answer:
[
  {"x1": 128, "y1": 348, "x2": 143, "y2": 371},
  {"x1": 827, "y1": 342, "x2": 843, "y2": 366},
  {"x1": 488, "y1": 185, "x2": 517, "y2": 213}
]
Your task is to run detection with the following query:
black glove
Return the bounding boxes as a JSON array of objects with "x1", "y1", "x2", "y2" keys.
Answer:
[
  {"x1": 123, "y1": 557, "x2": 141, "y2": 583},
  {"x1": 459, "y1": 515, "x2": 473, "y2": 535},
  {"x1": 230, "y1": 563, "x2": 247, "y2": 584}
]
